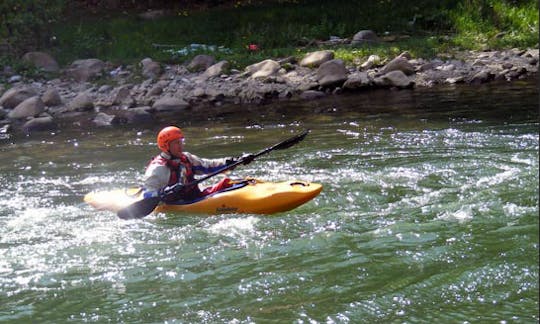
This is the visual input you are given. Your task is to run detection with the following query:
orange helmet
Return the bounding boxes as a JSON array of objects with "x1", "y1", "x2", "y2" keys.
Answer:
[{"x1": 157, "y1": 126, "x2": 184, "y2": 152}]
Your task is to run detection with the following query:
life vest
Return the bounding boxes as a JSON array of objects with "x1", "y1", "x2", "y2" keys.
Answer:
[{"x1": 148, "y1": 153, "x2": 201, "y2": 200}]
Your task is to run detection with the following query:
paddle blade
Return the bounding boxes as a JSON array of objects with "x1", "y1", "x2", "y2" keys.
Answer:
[{"x1": 117, "y1": 197, "x2": 160, "y2": 219}]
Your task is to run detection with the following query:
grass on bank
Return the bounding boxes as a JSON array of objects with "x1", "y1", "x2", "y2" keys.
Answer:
[{"x1": 1, "y1": 0, "x2": 538, "y2": 76}]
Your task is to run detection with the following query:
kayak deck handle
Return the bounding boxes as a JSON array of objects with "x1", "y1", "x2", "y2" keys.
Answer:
[{"x1": 290, "y1": 181, "x2": 308, "y2": 187}]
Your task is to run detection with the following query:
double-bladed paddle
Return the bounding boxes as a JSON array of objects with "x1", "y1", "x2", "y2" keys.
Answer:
[{"x1": 117, "y1": 129, "x2": 309, "y2": 219}]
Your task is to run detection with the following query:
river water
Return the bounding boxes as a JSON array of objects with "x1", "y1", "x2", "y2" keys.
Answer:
[{"x1": 0, "y1": 79, "x2": 538, "y2": 323}]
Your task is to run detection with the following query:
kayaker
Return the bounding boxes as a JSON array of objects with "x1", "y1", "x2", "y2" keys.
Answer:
[{"x1": 143, "y1": 126, "x2": 254, "y2": 202}]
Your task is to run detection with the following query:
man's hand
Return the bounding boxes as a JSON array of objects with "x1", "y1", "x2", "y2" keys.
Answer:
[
  {"x1": 159, "y1": 183, "x2": 184, "y2": 199},
  {"x1": 226, "y1": 153, "x2": 255, "y2": 166},
  {"x1": 239, "y1": 153, "x2": 255, "y2": 165}
]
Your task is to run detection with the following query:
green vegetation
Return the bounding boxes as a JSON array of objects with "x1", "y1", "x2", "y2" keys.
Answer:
[
  {"x1": 1, "y1": 0, "x2": 538, "y2": 70},
  {"x1": 451, "y1": 0, "x2": 539, "y2": 50},
  {"x1": 0, "y1": 0, "x2": 64, "y2": 55}
]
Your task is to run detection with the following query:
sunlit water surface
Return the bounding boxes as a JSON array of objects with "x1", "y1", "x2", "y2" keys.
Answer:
[{"x1": 1, "y1": 80, "x2": 538, "y2": 323}]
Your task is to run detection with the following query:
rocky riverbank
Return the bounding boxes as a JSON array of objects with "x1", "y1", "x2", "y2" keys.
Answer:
[{"x1": 0, "y1": 44, "x2": 538, "y2": 137}]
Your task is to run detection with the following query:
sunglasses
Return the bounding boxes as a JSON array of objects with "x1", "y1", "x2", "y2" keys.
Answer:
[{"x1": 170, "y1": 138, "x2": 185, "y2": 146}]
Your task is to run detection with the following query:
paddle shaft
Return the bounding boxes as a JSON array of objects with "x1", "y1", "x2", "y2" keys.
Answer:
[{"x1": 184, "y1": 129, "x2": 309, "y2": 189}]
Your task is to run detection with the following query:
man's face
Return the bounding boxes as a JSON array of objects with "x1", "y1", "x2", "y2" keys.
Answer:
[{"x1": 169, "y1": 137, "x2": 184, "y2": 157}]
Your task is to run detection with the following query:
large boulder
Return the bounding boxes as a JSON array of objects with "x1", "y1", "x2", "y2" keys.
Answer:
[
  {"x1": 140, "y1": 58, "x2": 161, "y2": 79},
  {"x1": 93, "y1": 112, "x2": 122, "y2": 126},
  {"x1": 22, "y1": 116, "x2": 57, "y2": 134},
  {"x1": 245, "y1": 59, "x2": 280, "y2": 79},
  {"x1": 199, "y1": 60, "x2": 230, "y2": 81},
  {"x1": 68, "y1": 92, "x2": 95, "y2": 111},
  {"x1": 351, "y1": 30, "x2": 379, "y2": 46},
  {"x1": 112, "y1": 85, "x2": 133, "y2": 105},
  {"x1": 0, "y1": 86, "x2": 38, "y2": 109},
  {"x1": 379, "y1": 56, "x2": 415, "y2": 75},
  {"x1": 67, "y1": 59, "x2": 106, "y2": 82},
  {"x1": 42, "y1": 88, "x2": 63, "y2": 106},
  {"x1": 316, "y1": 59, "x2": 348, "y2": 88},
  {"x1": 470, "y1": 70, "x2": 494, "y2": 84},
  {"x1": 22, "y1": 52, "x2": 59, "y2": 72},
  {"x1": 147, "y1": 84, "x2": 164, "y2": 96},
  {"x1": 152, "y1": 96, "x2": 189, "y2": 112},
  {"x1": 343, "y1": 72, "x2": 372, "y2": 90},
  {"x1": 188, "y1": 54, "x2": 216, "y2": 72},
  {"x1": 205, "y1": 88, "x2": 227, "y2": 102},
  {"x1": 300, "y1": 50, "x2": 334, "y2": 67},
  {"x1": 7, "y1": 96, "x2": 45, "y2": 119},
  {"x1": 374, "y1": 70, "x2": 414, "y2": 88}
]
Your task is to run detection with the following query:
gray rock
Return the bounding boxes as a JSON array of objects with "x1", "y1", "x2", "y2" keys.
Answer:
[
  {"x1": 470, "y1": 70, "x2": 494, "y2": 84},
  {"x1": 42, "y1": 88, "x2": 63, "y2": 106},
  {"x1": 417, "y1": 62, "x2": 435, "y2": 72},
  {"x1": 439, "y1": 64, "x2": 456, "y2": 71},
  {"x1": 279, "y1": 89, "x2": 293, "y2": 99},
  {"x1": 360, "y1": 55, "x2": 381, "y2": 70},
  {"x1": 351, "y1": 30, "x2": 379, "y2": 46},
  {"x1": 98, "y1": 85, "x2": 113, "y2": 93},
  {"x1": 245, "y1": 59, "x2": 280, "y2": 79},
  {"x1": 22, "y1": 51, "x2": 59, "y2": 72},
  {"x1": 397, "y1": 51, "x2": 413, "y2": 60},
  {"x1": 299, "y1": 90, "x2": 326, "y2": 100},
  {"x1": 8, "y1": 75, "x2": 22, "y2": 83},
  {"x1": 343, "y1": 72, "x2": 372, "y2": 89},
  {"x1": 93, "y1": 112, "x2": 121, "y2": 126},
  {"x1": 316, "y1": 59, "x2": 348, "y2": 87},
  {"x1": 140, "y1": 58, "x2": 161, "y2": 79},
  {"x1": 147, "y1": 85, "x2": 163, "y2": 96},
  {"x1": 8, "y1": 96, "x2": 45, "y2": 119},
  {"x1": 205, "y1": 88, "x2": 226, "y2": 102},
  {"x1": 278, "y1": 56, "x2": 297, "y2": 65},
  {"x1": 446, "y1": 76, "x2": 465, "y2": 84},
  {"x1": 472, "y1": 59, "x2": 487, "y2": 67},
  {"x1": 297, "y1": 80, "x2": 319, "y2": 92},
  {"x1": 152, "y1": 96, "x2": 189, "y2": 112},
  {"x1": 69, "y1": 92, "x2": 94, "y2": 111},
  {"x1": 379, "y1": 57, "x2": 415, "y2": 75},
  {"x1": 501, "y1": 62, "x2": 514, "y2": 69},
  {"x1": 67, "y1": 59, "x2": 106, "y2": 82},
  {"x1": 200, "y1": 60, "x2": 230, "y2": 80},
  {"x1": 300, "y1": 50, "x2": 334, "y2": 67},
  {"x1": 503, "y1": 67, "x2": 526, "y2": 80},
  {"x1": 0, "y1": 86, "x2": 38, "y2": 109},
  {"x1": 0, "y1": 124, "x2": 10, "y2": 134},
  {"x1": 22, "y1": 116, "x2": 56, "y2": 133},
  {"x1": 374, "y1": 70, "x2": 414, "y2": 88},
  {"x1": 192, "y1": 87, "x2": 206, "y2": 97},
  {"x1": 188, "y1": 54, "x2": 216, "y2": 72},
  {"x1": 113, "y1": 85, "x2": 132, "y2": 105}
]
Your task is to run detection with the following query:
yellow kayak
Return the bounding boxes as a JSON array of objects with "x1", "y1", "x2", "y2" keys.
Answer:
[{"x1": 84, "y1": 178, "x2": 322, "y2": 215}]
